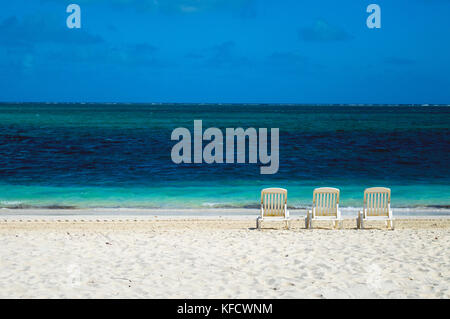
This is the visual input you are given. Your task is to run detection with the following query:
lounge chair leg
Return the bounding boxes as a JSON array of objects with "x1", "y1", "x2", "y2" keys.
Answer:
[
  {"x1": 285, "y1": 220, "x2": 290, "y2": 230},
  {"x1": 388, "y1": 220, "x2": 395, "y2": 230},
  {"x1": 357, "y1": 212, "x2": 364, "y2": 229},
  {"x1": 256, "y1": 218, "x2": 261, "y2": 230},
  {"x1": 305, "y1": 212, "x2": 310, "y2": 229}
]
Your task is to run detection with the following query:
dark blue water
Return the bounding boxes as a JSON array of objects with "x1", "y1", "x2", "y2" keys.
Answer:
[{"x1": 0, "y1": 103, "x2": 448, "y2": 209}]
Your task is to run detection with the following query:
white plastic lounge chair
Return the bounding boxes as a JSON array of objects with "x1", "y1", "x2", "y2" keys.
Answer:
[
  {"x1": 257, "y1": 188, "x2": 290, "y2": 230},
  {"x1": 357, "y1": 187, "x2": 394, "y2": 230},
  {"x1": 305, "y1": 187, "x2": 342, "y2": 229}
]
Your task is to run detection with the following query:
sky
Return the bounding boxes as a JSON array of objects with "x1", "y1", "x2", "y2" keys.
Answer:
[{"x1": 0, "y1": 0, "x2": 449, "y2": 104}]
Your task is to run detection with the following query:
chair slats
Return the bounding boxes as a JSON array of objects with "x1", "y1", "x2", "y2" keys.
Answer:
[
  {"x1": 364, "y1": 187, "x2": 390, "y2": 217},
  {"x1": 313, "y1": 187, "x2": 339, "y2": 217},
  {"x1": 261, "y1": 188, "x2": 287, "y2": 217}
]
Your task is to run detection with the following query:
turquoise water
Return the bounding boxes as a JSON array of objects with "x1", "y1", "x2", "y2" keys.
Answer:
[{"x1": 0, "y1": 103, "x2": 449, "y2": 211}]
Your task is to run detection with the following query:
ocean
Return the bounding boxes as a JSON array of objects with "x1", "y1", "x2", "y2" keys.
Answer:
[{"x1": 0, "y1": 103, "x2": 449, "y2": 214}]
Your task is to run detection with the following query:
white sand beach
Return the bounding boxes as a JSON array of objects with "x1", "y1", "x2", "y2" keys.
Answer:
[{"x1": 0, "y1": 215, "x2": 449, "y2": 298}]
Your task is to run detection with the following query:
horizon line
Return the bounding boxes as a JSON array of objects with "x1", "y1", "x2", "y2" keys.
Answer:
[{"x1": 1, "y1": 101, "x2": 449, "y2": 106}]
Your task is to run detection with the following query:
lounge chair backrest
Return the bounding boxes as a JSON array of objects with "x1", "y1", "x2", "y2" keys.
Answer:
[
  {"x1": 313, "y1": 187, "x2": 339, "y2": 217},
  {"x1": 261, "y1": 188, "x2": 287, "y2": 217},
  {"x1": 364, "y1": 187, "x2": 391, "y2": 217}
]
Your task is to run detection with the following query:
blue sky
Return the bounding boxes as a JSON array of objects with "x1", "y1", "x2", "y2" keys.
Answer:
[{"x1": 0, "y1": 0, "x2": 449, "y2": 103}]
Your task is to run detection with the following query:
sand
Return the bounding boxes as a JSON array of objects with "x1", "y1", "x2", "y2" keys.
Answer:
[{"x1": 0, "y1": 216, "x2": 449, "y2": 298}]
